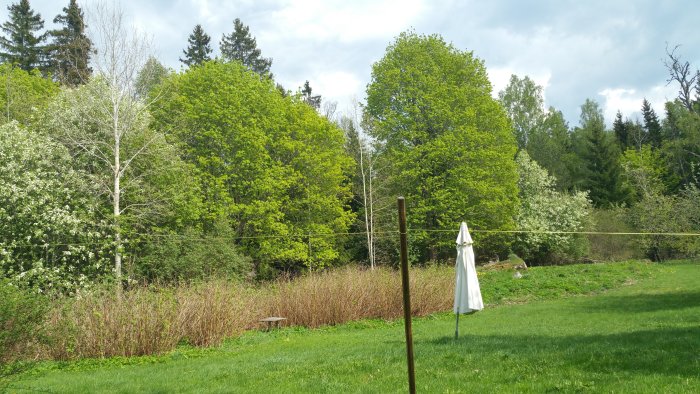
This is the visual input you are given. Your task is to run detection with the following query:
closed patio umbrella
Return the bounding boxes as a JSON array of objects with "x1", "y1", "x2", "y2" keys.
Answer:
[{"x1": 454, "y1": 222, "x2": 483, "y2": 339}]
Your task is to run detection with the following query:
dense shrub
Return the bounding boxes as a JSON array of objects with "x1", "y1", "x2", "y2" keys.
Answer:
[
  {"x1": 0, "y1": 279, "x2": 49, "y2": 362},
  {"x1": 130, "y1": 225, "x2": 252, "y2": 282},
  {"x1": 513, "y1": 151, "x2": 592, "y2": 264},
  {"x1": 0, "y1": 122, "x2": 112, "y2": 293},
  {"x1": 588, "y1": 206, "x2": 641, "y2": 261}
]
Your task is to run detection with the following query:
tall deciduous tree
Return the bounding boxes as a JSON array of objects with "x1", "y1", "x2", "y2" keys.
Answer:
[
  {"x1": 365, "y1": 31, "x2": 519, "y2": 261},
  {"x1": 0, "y1": 62, "x2": 58, "y2": 126},
  {"x1": 498, "y1": 74, "x2": 545, "y2": 150},
  {"x1": 180, "y1": 24, "x2": 212, "y2": 68},
  {"x1": 56, "y1": 2, "x2": 154, "y2": 282},
  {"x1": 134, "y1": 56, "x2": 169, "y2": 99},
  {"x1": 151, "y1": 61, "x2": 353, "y2": 275},
  {"x1": 664, "y1": 45, "x2": 698, "y2": 112},
  {"x1": 219, "y1": 18, "x2": 272, "y2": 76},
  {"x1": 0, "y1": 0, "x2": 46, "y2": 72},
  {"x1": 48, "y1": 0, "x2": 92, "y2": 86}
]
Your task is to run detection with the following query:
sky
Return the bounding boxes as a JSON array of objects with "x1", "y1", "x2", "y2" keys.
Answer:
[{"x1": 3, "y1": 0, "x2": 700, "y2": 126}]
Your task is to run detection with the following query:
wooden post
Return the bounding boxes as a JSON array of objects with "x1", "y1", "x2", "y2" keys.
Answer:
[{"x1": 398, "y1": 197, "x2": 416, "y2": 394}]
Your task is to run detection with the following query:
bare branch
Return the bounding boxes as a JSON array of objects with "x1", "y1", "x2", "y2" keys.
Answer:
[{"x1": 665, "y1": 44, "x2": 698, "y2": 111}]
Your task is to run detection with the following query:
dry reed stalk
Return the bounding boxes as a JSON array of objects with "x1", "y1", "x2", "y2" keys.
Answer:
[{"x1": 39, "y1": 265, "x2": 457, "y2": 360}]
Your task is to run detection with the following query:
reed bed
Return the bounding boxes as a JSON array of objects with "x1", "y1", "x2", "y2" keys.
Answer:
[{"x1": 40, "y1": 265, "x2": 456, "y2": 360}]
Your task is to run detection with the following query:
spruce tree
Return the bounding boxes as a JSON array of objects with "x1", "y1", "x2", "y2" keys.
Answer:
[
  {"x1": 48, "y1": 0, "x2": 92, "y2": 86},
  {"x1": 612, "y1": 110, "x2": 629, "y2": 149},
  {"x1": 219, "y1": 18, "x2": 272, "y2": 76},
  {"x1": 301, "y1": 80, "x2": 321, "y2": 110},
  {"x1": 180, "y1": 24, "x2": 212, "y2": 67},
  {"x1": 578, "y1": 100, "x2": 627, "y2": 206},
  {"x1": 0, "y1": 0, "x2": 46, "y2": 72},
  {"x1": 641, "y1": 98, "x2": 662, "y2": 148}
]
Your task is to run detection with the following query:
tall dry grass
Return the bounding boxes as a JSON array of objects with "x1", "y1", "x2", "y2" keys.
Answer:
[{"x1": 39, "y1": 265, "x2": 456, "y2": 360}]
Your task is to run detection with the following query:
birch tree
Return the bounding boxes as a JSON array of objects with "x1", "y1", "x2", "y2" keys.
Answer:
[{"x1": 89, "y1": 2, "x2": 155, "y2": 281}]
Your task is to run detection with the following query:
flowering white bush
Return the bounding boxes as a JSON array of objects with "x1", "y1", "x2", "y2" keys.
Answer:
[
  {"x1": 514, "y1": 151, "x2": 592, "y2": 263},
  {"x1": 0, "y1": 122, "x2": 112, "y2": 293}
]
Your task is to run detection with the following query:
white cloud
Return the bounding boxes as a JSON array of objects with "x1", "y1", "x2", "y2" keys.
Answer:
[
  {"x1": 598, "y1": 83, "x2": 676, "y2": 123},
  {"x1": 263, "y1": 0, "x2": 426, "y2": 44}
]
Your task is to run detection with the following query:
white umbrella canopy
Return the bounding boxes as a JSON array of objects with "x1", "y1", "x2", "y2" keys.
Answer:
[{"x1": 454, "y1": 222, "x2": 483, "y2": 338}]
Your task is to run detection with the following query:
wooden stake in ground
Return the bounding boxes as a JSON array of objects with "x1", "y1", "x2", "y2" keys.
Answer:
[{"x1": 397, "y1": 197, "x2": 416, "y2": 394}]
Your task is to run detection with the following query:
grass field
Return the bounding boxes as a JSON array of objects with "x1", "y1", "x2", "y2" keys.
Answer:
[{"x1": 2, "y1": 260, "x2": 699, "y2": 393}]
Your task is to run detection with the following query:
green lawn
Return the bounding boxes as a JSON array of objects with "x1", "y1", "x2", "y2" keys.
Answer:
[{"x1": 3, "y1": 261, "x2": 699, "y2": 393}]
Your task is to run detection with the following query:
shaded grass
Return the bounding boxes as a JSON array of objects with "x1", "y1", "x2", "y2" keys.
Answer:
[{"x1": 4, "y1": 260, "x2": 698, "y2": 393}]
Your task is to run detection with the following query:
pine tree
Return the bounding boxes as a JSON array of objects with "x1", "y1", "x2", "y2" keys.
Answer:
[
  {"x1": 48, "y1": 0, "x2": 92, "y2": 86},
  {"x1": 0, "y1": 0, "x2": 46, "y2": 72},
  {"x1": 219, "y1": 18, "x2": 272, "y2": 76},
  {"x1": 180, "y1": 24, "x2": 212, "y2": 67},
  {"x1": 641, "y1": 98, "x2": 662, "y2": 148},
  {"x1": 301, "y1": 80, "x2": 321, "y2": 110}
]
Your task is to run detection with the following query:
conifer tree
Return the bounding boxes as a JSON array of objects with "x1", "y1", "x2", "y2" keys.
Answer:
[
  {"x1": 180, "y1": 24, "x2": 212, "y2": 67},
  {"x1": 613, "y1": 110, "x2": 629, "y2": 149},
  {"x1": 578, "y1": 99, "x2": 627, "y2": 206},
  {"x1": 219, "y1": 18, "x2": 272, "y2": 76},
  {"x1": 641, "y1": 98, "x2": 662, "y2": 148},
  {"x1": 0, "y1": 0, "x2": 46, "y2": 72},
  {"x1": 301, "y1": 80, "x2": 321, "y2": 110},
  {"x1": 48, "y1": 0, "x2": 92, "y2": 86}
]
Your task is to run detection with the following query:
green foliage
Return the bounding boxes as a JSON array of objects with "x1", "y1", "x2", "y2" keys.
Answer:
[
  {"x1": 365, "y1": 31, "x2": 519, "y2": 261},
  {"x1": 132, "y1": 220, "x2": 252, "y2": 282},
  {"x1": 219, "y1": 18, "x2": 272, "y2": 76},
  {"x1": 574, "y1": 99, "x2": 628, "y2": 207},
  {"x1": 661, "y1": 100, "x2": 700, "y2": 190},
  {"x1": 301, "y1": 80, "x2": 321, "y2": 110},
  {"x1": 38, "y1": 79, "x2": 206, "y2": 282},
  {"x1": 498, "y1": 74, "x2": 545, "y2": 150},
  {"x1": 513, "y1": 151, "x2": 592, "y2": 264},
  {"x1": 151, "y1": 61, "x2": 353, "y2": 274},
  {"x1": 641, "y1": 99, "x2": 662, "y2": 148},
  {"x1": 134, "y1": 56, "x2": 170, "y2": 99},
  {"x1": 0, "y1": 122, "x2": 112, "y2": 292},
  {"x1": 0, "y1": 278, "x2": 49, "y2": 362},
  {"x1": 0, "y1": 63, "x2": 59, "y2": 126},
  {"x1": 180, "y1": 24, "x2": 212, "y2": 68},
  {"x1": 587, "y1": 206, "x2": 640, "y2": 262},
  {"x1": 47, "y1": 0, "x2": 92, "y2": 86},
  {"x1": 620, "y1": 145, "x2": 671, "y2": 201},
  {"x1": 0, "y1": 0, "x2": 46, "y2": 72}
]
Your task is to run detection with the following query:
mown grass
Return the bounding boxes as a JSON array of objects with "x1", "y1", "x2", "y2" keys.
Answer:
[{"x1": 4, "y1": 260, "x2": 697, "y2": 393}]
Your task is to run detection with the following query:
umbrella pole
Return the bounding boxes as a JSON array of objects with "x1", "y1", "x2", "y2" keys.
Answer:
[{"x1": 455, "y1": 312, "x2": 460, "y2": 339}]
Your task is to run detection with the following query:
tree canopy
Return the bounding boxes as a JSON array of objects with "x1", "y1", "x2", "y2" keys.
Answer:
[
  {"x1": 151, "y1": 61, "x2": 353, "y2": 275},
  {"x1": 365, "y1": 31, "x2": 519, "y2": 261}
]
